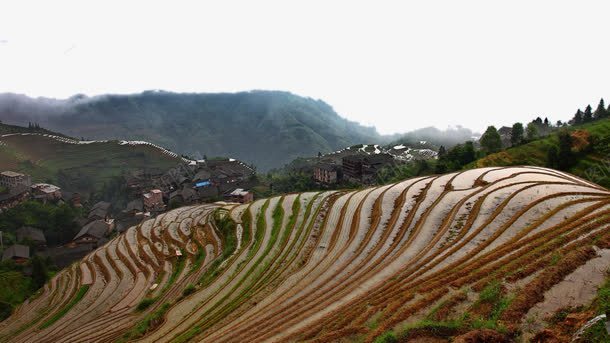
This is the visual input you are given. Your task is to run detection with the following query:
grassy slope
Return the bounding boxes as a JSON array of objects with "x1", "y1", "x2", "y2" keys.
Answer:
[
  {"x1": 0, "y1": 132, "x2": 180, "y2": 198},
  {"x1": 474, "y1": 119, "x2": 610, "y2": 188}
]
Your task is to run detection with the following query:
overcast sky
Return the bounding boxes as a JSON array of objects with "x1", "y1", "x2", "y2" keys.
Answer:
[{"x1": 0, "y1": 1, "x2": 608, "y2": 134}]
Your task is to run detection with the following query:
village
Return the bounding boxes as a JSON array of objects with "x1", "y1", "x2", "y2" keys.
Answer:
[
  {"x1": 0, "y1": 158, "x2": 256, "y2": 267},
  {"x1": 0, "y1": 147, "x2": 405, "y2": 267}
]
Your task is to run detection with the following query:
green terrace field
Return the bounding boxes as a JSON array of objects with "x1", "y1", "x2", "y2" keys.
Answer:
[
  {"x1": 0, "y1": 133, "x2": 181, "y2": 199},
  {"x1": 475, "y1": 119, "x2": 610, "y2": 188}
]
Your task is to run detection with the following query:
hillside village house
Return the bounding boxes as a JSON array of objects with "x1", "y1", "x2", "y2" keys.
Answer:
[
  {"x1": 31, "y1": 183, "x2": 62, "y2": 201},
  {"x1": 16, "y1": 226, "x2": 46, "y2": 247},
  {"x1": 88, "y1": 201, "x2": 111, "y2": 222},
  {"x1": 342, "y1": 154, "x2": 394, "y2": 184},
  {"x1": 73, "y1": 219, "x2": 114, "y2": 246},
  {"x1": 2, "y1": 244, "x2": 30, "y2": 263},
  {"x1": 0, "y1": 171, "x2": 31, "y2": 191},
  {"x1": 143, "y1": 189, "x2": 164, "y2": 211},
  {"x1": 313, "y1": 163, "x2": 339, "y2": 184},
  {"x1": 225, "y1": 188, "x2": 253, "y2": 204}
]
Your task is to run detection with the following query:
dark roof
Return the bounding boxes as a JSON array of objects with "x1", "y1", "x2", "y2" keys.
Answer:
[
  {"x1": 91, "y1": 201, "x2": 111, "y2": 211},
  {"x1": 61, "y1": 191, "x2": 80, "y2": 201},
  {"x1": 2, "y1": 244, "x2": 30, "y2": 261},
  {"x1": 315, "y1": 163, "x2": 339, "y2": 172},
  {"x1": 363, "y1": 153, "x2": 394, "y2": 165},
  {"x1": 74, "y1": 220, "x2": 109, "y2": 240},
  {"x1": 88, "y1": 207, "x2": 108, "y2": 220},
  {"x1": 193, "y1": 170, "x2": 211, "y2": 181},
  {"x1": 181, "y1": 188, "x2": 197, "y2": 201},
  {"x1": 16, "y1": 226, "x2": 46, "y2": 243},
  {"x1": 125, "y1": 199, "x2": 143, "y2": 212}
]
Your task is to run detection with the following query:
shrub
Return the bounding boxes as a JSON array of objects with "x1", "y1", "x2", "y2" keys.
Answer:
[
  {"x1": 136, "y1": 297, "x2": 156, "y2": 312},
  {"x1": 182, "y1": 284, "x2": 196, "y2": 297}
]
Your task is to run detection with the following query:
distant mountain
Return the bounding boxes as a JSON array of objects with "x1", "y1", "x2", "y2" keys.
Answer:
[{"x1": 0, "y1": 91, "x2": 383, "y2": 171}]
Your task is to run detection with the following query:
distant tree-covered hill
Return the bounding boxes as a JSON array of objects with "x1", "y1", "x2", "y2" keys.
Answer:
[{"x1": 0, "y1": 91, "x2": 382, "y2": 171}]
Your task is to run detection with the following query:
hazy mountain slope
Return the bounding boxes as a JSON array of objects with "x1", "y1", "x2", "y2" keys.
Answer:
[
  {"x1": 0, "y1": 91, "x2": 381, "y2": 171},
  {"x1": 3, "y1": 167, "x2": 609, "y2": 342}
]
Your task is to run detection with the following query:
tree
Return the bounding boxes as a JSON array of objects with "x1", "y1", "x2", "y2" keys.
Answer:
[
  {"x1": 510, "y1": 123, "x2": 524, "y2": 146},
  {"x1": 480, "y1": 126, "x2": 502, "y2": 154},
  {"x1": 534, "y1": 117, "x2": 543, "y2": 125},
  {"x1": 546, "y1": 145, "x2": 559, "y2": 169},
  {"x1": 556, "y1": 120, "x2": 563, "y2": 127},
  {"x1": 31, "y1": 255, "x2": 48, "y2": 289},
  {"x1": 543, "y1": 117, "x2": 549, "y2": 126},
  {"x1": 526, "y1": 122, "x2": 538, "y2": 141},
  {"x1": 438, "y1": 145, "x2": 447, "y2": 158},
  {"x1": 583, "y1": 105, "x2": 593, "y2": 122},
  {"x1": 462, "y1": 141, "x2": 476, "y2": 164},
  {"x1": 573, "y1": 109, "x2": 583, "y2": 125},
  {"x1": 594, "y1": 98, "x2": 606, "y2": 119},
  {"x1": 557, "y1": 130, "x2": 574, "y2": 171}
]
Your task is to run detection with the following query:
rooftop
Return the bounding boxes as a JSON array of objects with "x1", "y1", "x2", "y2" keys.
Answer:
[
  {"x1": 31, "y1": 183, "x2": 61, "y2": 193},
  {"x1": 74, "y1": 220, "x2": 110, "y2": 240},
  {"x1": 1, "y1": 171, "x2": 25, "y2": 178},
  {"x1": 229, "y1": 188, "x2": 250, "y2": 196},
  {"x1": 2, "y1": 244, "x2": 30, "y2": 261},
  {"x1": 16, "y1": 226, "x2": 46, "y2": 243}
]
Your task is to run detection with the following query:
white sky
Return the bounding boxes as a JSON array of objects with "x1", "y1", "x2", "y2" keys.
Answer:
[{"x1": 0, "y1": 0, "x2": 608, "y2": 134}]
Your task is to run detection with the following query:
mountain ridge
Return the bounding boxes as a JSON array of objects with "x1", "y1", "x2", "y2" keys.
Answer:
[{"x1": 0, "y1": 91, "x2": 383, "y2": 171}]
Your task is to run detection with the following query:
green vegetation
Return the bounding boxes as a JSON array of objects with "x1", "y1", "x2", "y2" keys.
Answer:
[
  {"x1": 198, "y1": 210, "x2": 238, "y2": 287},
  {"x1": 0, "y1": 257, "x2": 55, "y2": 320},
  {"x1": 136, "y1": 297, "x2": 157, "y2": 312},
  {"x1": 398, "y1": 319, "x2": 463, "y2": 339},
  {"x1": 39, "y1": 284, "x2": 89, "y2": 329},
  {"x1": 182, "y1": 284, "x2": 196, "y2": 297},
  {"x1": 580, "y1": 320, "x2": 610, "y2": 343},
  {"x1": 477, "y1": 119, "x2": 610, "y2": 187},
  {"x1": 480, "y1": 126, "x2": 502, "y2": 154},
  {"x1": 0, "y1": 200, "x2": 83, "y2": 246},
  {"x1": 118, "y1": 302, "x2": 170, "y2": 342},
  {"x1": 373, "y1": 330, "x2": 398, "y2": 343}
]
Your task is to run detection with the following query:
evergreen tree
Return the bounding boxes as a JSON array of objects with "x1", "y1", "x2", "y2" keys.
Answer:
[
  {"x1": 462, "y1": 141, "x2": 476, "y2": 164},
  {"x1": 510, "y1": 122, "x2": 524, "y2": 146},
  {"x1": 438, "y1": 145, "x2": 447, "y2": 158},
  {"x1": 556, "y1": 120, "x2": 563, "y2": 127},
  {"x1": 583, "y1": 105, "x2": 593, "y2": 122},
  {"x1": 594, "y1": 98, "x2": 606, "y2": 119},
  {"x1": 557, "y1": 130, "x2": 574, "y2": 171},
  {"x1": 534, "y1": 117, "x2": 543, "y2": 125},
  {"x1": 526, "y1": 122, "x2": 538, "y2": 140},
  {"x1": 573, "y1": 109, "x2": 583, "y2": 125},
  {"x1": 480, "y1": 126, "x2": 502, "y2": 154},
  {"x1": 31, "y1": 255, "x2": 48, "y2": 289},
  {"x1": 546, "y1": 145, "x2": 559, "y2": 169},
  {"x1": 543, "y1": 117, "x2": 549, "y2": 126}
]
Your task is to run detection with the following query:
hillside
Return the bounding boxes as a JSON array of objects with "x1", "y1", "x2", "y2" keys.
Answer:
[
  {"x1": 0, "y1": 130, "x2": 182, "y2": 202},
  {"x1": 1, "y1": 167, "x2": 609, "y2": 342},
  {"x1": 0, "y1": 91, "x2": 382, "y2": 171},
  {"x1": 475, "y1": 119, "x2": 610, "y2": 188}
]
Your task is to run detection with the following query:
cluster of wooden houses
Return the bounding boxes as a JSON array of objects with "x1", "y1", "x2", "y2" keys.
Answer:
[{"x1": 313, "y1": 153, "x2": 395, "y2": 185}]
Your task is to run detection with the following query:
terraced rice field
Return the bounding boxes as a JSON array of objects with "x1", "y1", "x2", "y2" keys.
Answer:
[{"x1": 2, "y1": 166, "x2": 610, "y2": 342}]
